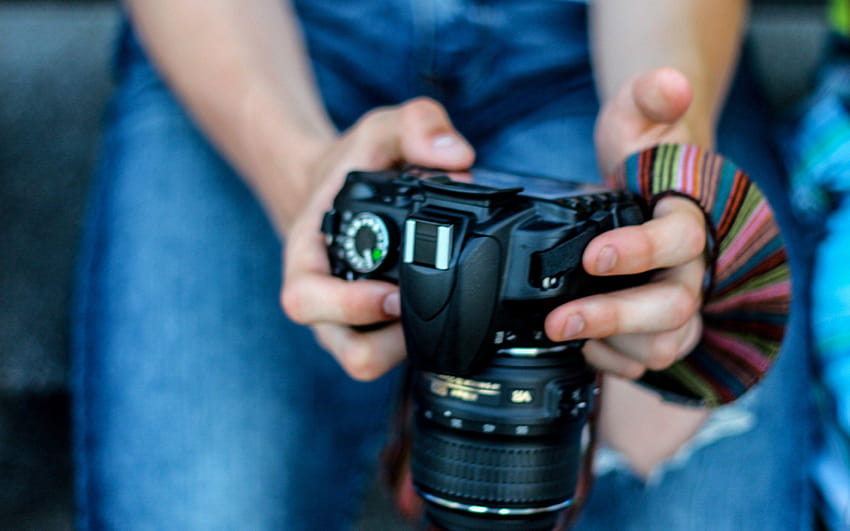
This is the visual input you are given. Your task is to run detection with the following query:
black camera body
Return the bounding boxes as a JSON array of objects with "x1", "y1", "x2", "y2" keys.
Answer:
[{"x1": 323, "y1": 167, "x2": 646, "y2": 530}]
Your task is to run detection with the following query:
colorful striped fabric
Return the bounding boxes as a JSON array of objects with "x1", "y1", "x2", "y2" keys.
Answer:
[{"x1": 608, "y1": 144, "x2": 791, "y2": 407}]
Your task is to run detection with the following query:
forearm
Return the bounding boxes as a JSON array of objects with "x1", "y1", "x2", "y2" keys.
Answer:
[
  {"x1": 123, "y1": 0, "x2": 336, "y2": 233},
  {"x1": 591, "y1": 0, "x2": 748, "y2": 147}
]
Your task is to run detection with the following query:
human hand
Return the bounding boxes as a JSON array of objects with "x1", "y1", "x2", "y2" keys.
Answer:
[
  {"x1": 544, "y1": 68, "x2": 709, "y2": 379},
  {"x1": 281, "y1": 98, "x2": 475, "y2": 381}
]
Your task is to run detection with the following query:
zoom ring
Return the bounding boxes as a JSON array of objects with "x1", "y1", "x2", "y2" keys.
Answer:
[{"x1": 411, "y1": 423, "x2": 579, "y2": 506}]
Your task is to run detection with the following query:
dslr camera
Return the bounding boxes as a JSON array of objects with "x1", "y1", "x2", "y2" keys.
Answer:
[{"x1": 322, "y1": 167, "x2": 646, "y2": 530}]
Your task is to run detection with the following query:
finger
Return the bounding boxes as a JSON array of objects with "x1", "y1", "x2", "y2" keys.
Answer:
[
  {"x1": 354, "y1": 97, "x2": 475, "y2": 171},
  {"x1": 583, "y1": 196, "x2": 706, "y2": 276},
  {"x1": 282, "y1": 209, "x2": 401, "y2": 326},
  {"x1": 398, "y1": 97, "x2": 475, "y2": 169},
  {"x1": 603, "y1": 313, "x2": 703, "y2": 371},
  {"x1": 651, "y1": 249, "x2": 707, "y2": 289},
  {"x1": 631, "y1": 67, "x2": 692, "y2": 125},
  {"x1": 284, "y1": 218, "x2": 333, "y2": 276},
  {"x1": 545, "y1": 274, "x2": 701, "y2": 341},
  {"x1": 314, "y1": 322, "x2": 406, "y2": 381},
  {"x1": 594, "y1": 67, "x2": 694, "y2": 176},
  {"x1": 600, "y1": 257, "x2": 705, "y2": 369},
  {"x1": 582, "y1": 339, "x2": 647, "y2": 380},
  {"x1": 282, "y1": 272, "x2": 399, "y2": 326}
]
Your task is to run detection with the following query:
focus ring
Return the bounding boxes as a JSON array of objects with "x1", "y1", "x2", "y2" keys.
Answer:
[{"x1": 411, "y1": 421, "x2": 579, "y2": 507}]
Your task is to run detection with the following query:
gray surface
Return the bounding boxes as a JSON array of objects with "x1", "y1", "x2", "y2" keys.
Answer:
[
  {"x1": 0, "y1": 392, "x2": 73, "y2": 531},
  {"x1": 0, "y1": 2, "x2": 118, "y2": 392},
  {"x1": 0, "y1": 3, "x2": 113, "y2": 529},
  {"x1": 750, "y1": 3, "x2": 829, "y2": 112}
]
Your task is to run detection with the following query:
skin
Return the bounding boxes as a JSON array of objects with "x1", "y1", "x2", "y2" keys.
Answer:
[
  {"x1": 123, "y1": 0, "x2": 747, "y2": 476},
  {"x1": 582, "y1": 0, "x2": 747, "y2": 475}
]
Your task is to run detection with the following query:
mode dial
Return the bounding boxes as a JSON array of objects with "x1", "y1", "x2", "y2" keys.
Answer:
[{"x1": 342, "y1": 212, "x2": 391, "y2": 273}]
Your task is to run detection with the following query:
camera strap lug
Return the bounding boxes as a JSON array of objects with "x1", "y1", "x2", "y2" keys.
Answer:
[{"x1": 529, "y1": 210, "x2": 615, "y2": 289}]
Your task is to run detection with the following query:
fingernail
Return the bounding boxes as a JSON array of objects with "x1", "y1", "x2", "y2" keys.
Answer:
[
  {"x1": 595, "y1": 246, "x2": 617, "y2": 274},
  {"x1": 561, "y1": 314, "x2": 585, "y2": 340},
  {"x1": 431, "y1": 134, "x2": 471, "y2": 160},
  {"x1": 383, "y1": 292, "x2": 401, "y2": 317}
]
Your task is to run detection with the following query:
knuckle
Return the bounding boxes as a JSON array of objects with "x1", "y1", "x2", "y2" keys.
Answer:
[
  {"x1": 667, "y1": 284, "x2": 698, "y2": 328},
  {"x1": 660, "y1": 202, "x2": 707, "y2": 259},
  {"x1": 596, "y1": 298, "x2": 624, "y2": 337},
  {"x1": 280, "y1": 286, "x2": 307, "y2": 324},
  {"x1": 339, "y1": 343, "x2": 382, "y2": 381},
  {"x1": 646, "y1": 333, "x2": 683, "y2": 370},
  {"x1": 620, "y1": 361, "x2": 647, "y2": 380},
  {"x1": 356, "y1": 106, "x2": 392, "y2": 133},
  {"x1": 402, "y1": 96, "x2": 440, "y2": 117},
  {"x1": 338, "y1": 288, "x2": 374, "y2": 324},
  {"x1": 640, "y1": 230, "x2": 658, "y2": 259},
  {"x1": 631, "y1": 227, "x2": 656, "y2": 261},
  {"x1": 336, "y1": 290, "x2": 357, "y2": 323},
  {"x1": 348, "y1": 130, "x2": 383, "y2": 164},
  {"x1": 682, "y1": 315, "x2": 704, "y2": 352},
  {"x1": 683, "y1": 220, "x2": 707, "y2": 257},
  {"x1": 400, "y1": 97, "x2": 446, "y2": 128},
  {"x1": 314, "y1": 327, "x2": 338, "y2": 355},
  {"x1": 622, "y1": 228, "x2": 656, "y2": 273}
]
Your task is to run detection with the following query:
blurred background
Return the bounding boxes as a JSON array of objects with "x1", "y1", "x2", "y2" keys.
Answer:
[{"x1": 0, "y1": 0, "x2": 829, "y2": 528}]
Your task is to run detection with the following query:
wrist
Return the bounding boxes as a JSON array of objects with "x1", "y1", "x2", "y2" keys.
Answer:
[
  {"x1": 237, "y1": 91, "x2": 337, "y2": 234},
  {"x1": 264, "y1": 131, "x2": 335, "y2": 233}
]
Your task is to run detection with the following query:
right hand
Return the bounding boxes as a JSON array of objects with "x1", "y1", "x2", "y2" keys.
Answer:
[{"x1": 280, "y1": 97, "x2": 475, "y2": 381}]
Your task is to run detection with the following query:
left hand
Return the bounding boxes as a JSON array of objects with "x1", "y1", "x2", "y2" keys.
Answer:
[
  {"x1": 545, "y1": 67, "x2": 715, "y2": 476},
  {"x1": 544, "y1": 67, "x2": 709, "y2": 380}
]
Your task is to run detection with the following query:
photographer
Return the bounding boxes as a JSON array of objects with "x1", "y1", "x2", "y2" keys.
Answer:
[{"x1": 73, "y1": 0, "x2": 810, "y2": 529}]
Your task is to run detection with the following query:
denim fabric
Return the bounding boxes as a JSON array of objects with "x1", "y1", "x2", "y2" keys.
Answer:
[
  {"x1": 73, "y1": 1, "x2": 813, "y2": 529},
  {"x1": 73, "y1": 29, "x2": 405, "y2": 529}
]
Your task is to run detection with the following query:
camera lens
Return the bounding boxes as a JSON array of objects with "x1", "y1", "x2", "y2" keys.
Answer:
[{"x1": 410, "y1": 353, "x2": 593, "y2": 531}]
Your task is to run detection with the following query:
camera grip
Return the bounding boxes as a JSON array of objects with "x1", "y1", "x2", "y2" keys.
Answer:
[{"x1": 402, "y1": 235, "x2": 502, "y2": 376}]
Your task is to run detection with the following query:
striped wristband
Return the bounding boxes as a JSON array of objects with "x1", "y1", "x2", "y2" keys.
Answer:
[{"x1": 608, "y1": 144, "x2": 791, "y2": 407}]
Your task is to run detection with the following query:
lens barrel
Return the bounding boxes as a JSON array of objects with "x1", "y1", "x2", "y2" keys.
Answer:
[{"x1": 410, "y1": 354, "x2": 593, "y2": 531}]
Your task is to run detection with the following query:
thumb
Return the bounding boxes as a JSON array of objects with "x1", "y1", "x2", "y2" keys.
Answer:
[
  {"x1": 595, "y1": 67, "x2": 694, "y2": 176},
  {"x1": 398, "y1": 97, "x2": 475, "y2": 170},
  {"x1": 630, "y1": 67, "x2": 692, "y2": 126}
]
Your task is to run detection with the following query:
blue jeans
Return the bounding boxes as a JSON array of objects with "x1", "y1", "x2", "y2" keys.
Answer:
[{"x1": 73, "y1": 2, "x2": 814, "y2": 529}]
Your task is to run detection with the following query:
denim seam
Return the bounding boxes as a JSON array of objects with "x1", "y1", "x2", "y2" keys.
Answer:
[{"x1": 72, "y1": 123, "x2": 114, "y2": 531}]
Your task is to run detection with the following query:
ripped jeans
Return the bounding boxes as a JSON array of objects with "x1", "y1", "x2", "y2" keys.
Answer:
[{"x1": 73, "y1": 1, "x2": 814, "y2": 529}]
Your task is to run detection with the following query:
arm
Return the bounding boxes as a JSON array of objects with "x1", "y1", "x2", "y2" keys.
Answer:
[
  {"x1": 123, "y1": 0, "x2": 335, "y2": 233},
  {"x1": 123, "y1": 0, "x2": 475, "y2": 379},
  {"x1": 545, "y1": 0, "x2": 749, "y2": 475}
]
